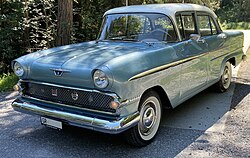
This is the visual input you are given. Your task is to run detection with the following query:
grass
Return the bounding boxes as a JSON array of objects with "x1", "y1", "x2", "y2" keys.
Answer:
[{"x1": 0, "y1": 73, "x2": 19, "y2": 92}]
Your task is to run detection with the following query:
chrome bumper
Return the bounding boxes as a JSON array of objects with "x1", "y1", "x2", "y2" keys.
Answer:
[{"x1": 12, "y1": 100, "x2": 140, "y2": 134}]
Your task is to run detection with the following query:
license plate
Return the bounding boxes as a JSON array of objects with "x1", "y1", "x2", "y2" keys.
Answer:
[{"x1": 40, "y1": 117, "x2": 62, "y2": 130}]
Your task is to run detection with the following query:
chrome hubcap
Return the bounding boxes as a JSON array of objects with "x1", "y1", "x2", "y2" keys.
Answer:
[
  {"x1": 142, "y1": 107, "x2": 156, "y2": 131},
  {"x1": 223, "y1": 67, "x2": 229, "y2": 84},
  {"x1": 138, "y1": 96, "x2": 161, "y2": 141},
  {"x1": 222, "y1": 65, "x2": 231, "y2": 89}
]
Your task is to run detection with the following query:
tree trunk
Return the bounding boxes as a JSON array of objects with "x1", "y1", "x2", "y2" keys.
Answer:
[
  {"x1": 23, "y1": 0, "x2": 30, "y2": 52},
  {"x1": 56, "y1": 0, "x2": 73, "y2": 46}
]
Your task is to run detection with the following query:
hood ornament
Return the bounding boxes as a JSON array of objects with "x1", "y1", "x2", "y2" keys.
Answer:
[{"x1": 50, "y1": 68, "x2": 71, "y2": 77}]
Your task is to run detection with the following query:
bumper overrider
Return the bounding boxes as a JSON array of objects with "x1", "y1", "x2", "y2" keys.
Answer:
[{"x1": 12, "y1": 99, "x2": 140, "y2": 134}]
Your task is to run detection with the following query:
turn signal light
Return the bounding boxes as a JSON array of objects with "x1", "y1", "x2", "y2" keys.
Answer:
[
  {"x1": 13, "y1": 84, "x2": 21, "y2": 91},
  {"x1": 110, "y1": 101, "x2": 119, "y2": 109}
]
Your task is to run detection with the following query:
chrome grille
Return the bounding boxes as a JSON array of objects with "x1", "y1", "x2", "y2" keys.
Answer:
[{"x1": 23, "y1": 82, "x2": 115, "y2": 112}]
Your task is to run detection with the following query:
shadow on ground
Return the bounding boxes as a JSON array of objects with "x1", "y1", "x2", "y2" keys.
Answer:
[
  {"x1": 0, "y1": 94, "x2": 203, "y2": 157},
  {"x1": 0, "y1": 81, "x2": 246, "y2": 158},
  {"x1": 231, "y1": 79, "x2": 250, "y2": 110}
]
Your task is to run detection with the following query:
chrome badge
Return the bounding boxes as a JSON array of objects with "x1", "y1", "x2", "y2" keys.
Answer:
[
  {"x1": 50, "y1": 68, "x2": 71, "y2": 77},
  {"x1": 71, "y1": 91, "x2": 79, "y2": 101},
  {"x1": 54, "y1": 70, "x2": 63, "y2": 76}
]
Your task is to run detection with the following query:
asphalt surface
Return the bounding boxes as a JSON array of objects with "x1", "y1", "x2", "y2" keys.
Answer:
[{"x1": 1, "y1": 32, "x2": 250, "y2": 158}]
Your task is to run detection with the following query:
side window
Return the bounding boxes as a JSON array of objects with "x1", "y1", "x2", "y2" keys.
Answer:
[
  {"x1": 176, "y1": 15, "x2": 184, "y2": 40},
  {"x1": 197, "y1": 15, "x2": 218, "y2": 36},
  {"x1": 176, "y1": 14, "x2": 197, "y2": 40}
]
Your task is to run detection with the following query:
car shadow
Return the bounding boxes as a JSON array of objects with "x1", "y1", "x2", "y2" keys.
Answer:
[
  {"x1": 0, "y1": 81, "x2": 247, "y2": 158},
  {"x1": 231, "y1": 78, "x2": 250, "y2": 110},
  {"x1": 161, "y1": 83, "x2": 235, "y2": 132}
]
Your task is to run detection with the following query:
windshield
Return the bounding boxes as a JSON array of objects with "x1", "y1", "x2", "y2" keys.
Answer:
[{"x1": 98, "y1": 13, "x2": 177, "y2": 42}]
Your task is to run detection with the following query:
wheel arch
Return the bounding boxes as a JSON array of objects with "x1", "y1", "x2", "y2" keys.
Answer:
[
  {"x1": 228, "y1": 57, "x2": 236, "y2": 66},
  {"x1": 139, "y1": 85, "x2": 173, "y2": 110}
]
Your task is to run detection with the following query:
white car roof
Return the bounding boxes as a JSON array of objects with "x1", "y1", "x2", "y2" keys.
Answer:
[{"x1": 104, "y1": 3, "x2": 217, "y2": 18}]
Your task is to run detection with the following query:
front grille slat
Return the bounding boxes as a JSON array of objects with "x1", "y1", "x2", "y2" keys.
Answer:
[{"x1": 23, "y1": 82, "x2": 115, "y2": 112}]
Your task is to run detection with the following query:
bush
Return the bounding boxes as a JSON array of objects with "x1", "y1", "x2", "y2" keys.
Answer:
[
  {"x1": 222, "y1": 22, "x2": 250, "y2": 30},
  {"x1": 0, "y1": 73, "x2": 19, "y2": 92}
]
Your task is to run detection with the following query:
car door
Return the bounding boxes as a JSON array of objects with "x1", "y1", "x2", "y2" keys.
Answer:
[
  {"x1": 175, "y1": 12, "x2": 209, "y2": 103},
  {"x1": 196, "y1": 13, "x2": 226, "y2": 82}
]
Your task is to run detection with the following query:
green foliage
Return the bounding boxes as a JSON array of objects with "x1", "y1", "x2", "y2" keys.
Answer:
[
  {"x1": 0, "y1": 0, "x2": 249, "y2": 77},
  {"x1": 0, "y1": 0, "x2": 57, "y2": 75},
  {"x1": 72, "y1": 0, "x2": 122, "y2": 42},
  {"x1": 0, "y1": 73, "x2": 19, "y2": 92},
  {"x1": 0, "y1": 0, "x2": 24, "y2": 74},
  {"x1": 139, "y1": 0, "x2": 220, "y2": 10},
  {"x1": 217, "y1": 0, "x2": 250, "y2": 23},
  {"x1": 221, "y1": 22, "x2": 250, "y2": 30},
  {"x1": 22, "y1": 0, "x2": 57, "y2": 51}
]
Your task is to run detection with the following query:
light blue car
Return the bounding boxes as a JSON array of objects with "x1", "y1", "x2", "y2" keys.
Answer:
[{"x1": 12, "y1": 4, "x2": 245, "y2": 146}]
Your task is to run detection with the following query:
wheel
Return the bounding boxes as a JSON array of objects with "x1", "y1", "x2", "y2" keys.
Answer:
[
  {"x1": 214, "y1": 61, "x2": 232, "y2": 92},
  {"x1": 124, "y1": 91, "x2": 162, "y2": 147}
]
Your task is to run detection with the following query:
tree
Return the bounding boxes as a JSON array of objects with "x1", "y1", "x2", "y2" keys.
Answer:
[
  {"x1": 0, "y1": 0, "x2": 24, "y2": 73},
  {"x1": 218, "y1": 0, "x2": 250, "y2": 23},
  {"x1": 22, "y1": 0, "x2": 57, "y2": 51},
  {"x1": 56, "y1": 0, "x2": 73, "y2": 46}
]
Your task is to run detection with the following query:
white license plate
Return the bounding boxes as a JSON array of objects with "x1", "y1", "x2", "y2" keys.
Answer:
[{"x1": 40, "y1": 117, "x2": 62, "y2": 129}]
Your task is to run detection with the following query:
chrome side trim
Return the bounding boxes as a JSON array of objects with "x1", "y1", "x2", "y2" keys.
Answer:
[
  {"x1": 128, "y1": 53, "x2": 206, "y2": 81},
  {"x1": 210, "y1": 52, "x2": 229, "y2": 61},
  {"x1": 12, "y1": 100, "x2": 140, "y2": 134},
  {"x1": 21, "y1": 95, "x2": 118, "y2": 115},
  {"x1": 20, "y1": 80, "x2": 119, "y2": 99}
]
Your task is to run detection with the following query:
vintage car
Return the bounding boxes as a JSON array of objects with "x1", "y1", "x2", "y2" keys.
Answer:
[{"x1": 12, "y1": 3, "x2": 245, "y2": 146}]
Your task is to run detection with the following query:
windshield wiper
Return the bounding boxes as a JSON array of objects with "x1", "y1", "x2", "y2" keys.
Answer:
[
  {"x1": 109, "y1": 37, "x2": 138, "y2": 42},
  {"x1": 109, "y1": 37, "x2": 124, "y2": 40},
  {"x1": 122, "y1": 38, "x2": 138, "y2": 41}
]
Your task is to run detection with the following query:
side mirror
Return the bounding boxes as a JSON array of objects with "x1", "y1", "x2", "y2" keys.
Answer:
[
  {"x1": 190, "y1": 34, "x2": 201, "y2": 41},
  {"x1": 190, "y1": 34, "x2": 205, "y2": 43}
]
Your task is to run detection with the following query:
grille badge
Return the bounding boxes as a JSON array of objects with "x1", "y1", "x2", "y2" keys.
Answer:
[
  {"x1": 71, "y1": 91, "x2": 79, "y2": 101},
  {"x1": 52, "y1": 89, "x2": 58, "y2": 96}
]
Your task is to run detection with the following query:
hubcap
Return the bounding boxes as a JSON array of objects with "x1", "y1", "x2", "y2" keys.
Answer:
[
  {"x1": 142, "y1": 106, "x2": 156, "y2": 132},
  {"x1": 223, "y1": 67, "x2": 229, "y2": 84},
  {"x1": 138, "y1": 96, "x2": 161, "y2": 141},
  {"x1": 222, "y1": 65, "x2": 231, "y2": 89}
]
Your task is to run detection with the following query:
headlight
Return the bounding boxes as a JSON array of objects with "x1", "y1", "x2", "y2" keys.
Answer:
[
  {"x1": 13, "y1": 62, "x2": 24, "y2": 77},
  {"x1": 93, "y1": 70, "x2": 109, "y2": 88}
]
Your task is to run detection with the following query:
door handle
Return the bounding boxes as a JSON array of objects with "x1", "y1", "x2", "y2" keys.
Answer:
[{"x1": 218, "y1": 33, "x2": 227, "y2": 39}]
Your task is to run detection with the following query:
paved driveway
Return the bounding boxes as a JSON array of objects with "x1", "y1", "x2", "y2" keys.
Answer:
[
  {"x1": 0, "y1": 89, "x2": 233, "y2": 158},
  {"x1": 0, "y1": 31, "x2": 249, "y2": 158}
]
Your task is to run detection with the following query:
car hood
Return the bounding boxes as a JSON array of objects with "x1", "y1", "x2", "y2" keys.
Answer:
[
  {"x1": 32, "y1": 41, "x2": 148, "y2": 68},
  {"x1": 22, "y1": 41, "x2": 155, "y2": 89}
]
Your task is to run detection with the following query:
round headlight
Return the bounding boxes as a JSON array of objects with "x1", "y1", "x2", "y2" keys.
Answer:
[
  {"x1": 93, "y1": 70, "x2": 109, "y2": 88},
  {"x1": 14, "y1": 62, "x2": 24, "y2": 77}
]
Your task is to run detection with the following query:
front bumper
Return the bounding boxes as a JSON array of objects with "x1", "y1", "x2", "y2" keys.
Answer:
[{"x1": 12, "y1": 99, "x2": 140, "y2": 134}]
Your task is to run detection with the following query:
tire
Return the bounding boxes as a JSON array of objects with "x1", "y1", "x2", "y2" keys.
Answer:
[
  {"x1": 214, "y1": 61, "x2": 232, "y2": 93},
  {"x1": 124, "y1": 91, "x2": 162, "y2": 147}
]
